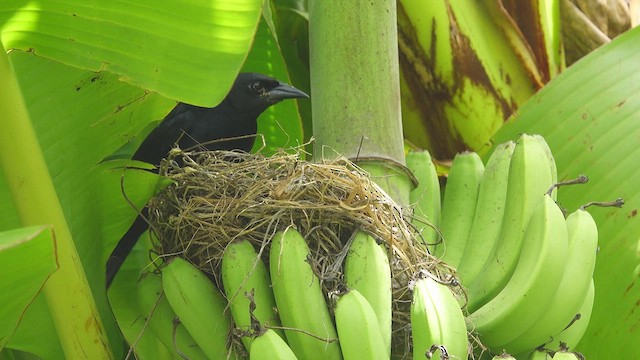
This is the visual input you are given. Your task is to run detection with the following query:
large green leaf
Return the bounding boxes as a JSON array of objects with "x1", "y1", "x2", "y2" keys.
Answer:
[
  {"x1": 3, "y1": 294, "x2": 63, "y2": 359},
  {"x1": 0, "y1": 226, "x2": 58, "y2": 357},
  {"x1": 7, "y1": 50, "x2": 169, "y2": 276},
  {"x1": 2, "y1": 11, "x2": 303, "y2": 357},
  {"x1": 0, "y1": 1, "x2": 273, "y2": 355},
  {"x1": 492, "y1": 26, "x2": 640, "y2": 357},
  {"x1": 270, "y1": 0, "x2": 312, "y2": 145},
  {"x1": 0, "y1": 0, "x2": 263, "y2": 106},
  {"x1": 3, "y1": 50, "x2": 191, "y2": 357},
  {"x1": 245, "y1": 14, "x2": 305, "y2": 154}
]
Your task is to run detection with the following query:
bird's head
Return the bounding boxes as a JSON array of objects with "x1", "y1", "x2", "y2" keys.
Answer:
[{"x1": 225, "y1": 73, "x2": 309, "y2": 115}]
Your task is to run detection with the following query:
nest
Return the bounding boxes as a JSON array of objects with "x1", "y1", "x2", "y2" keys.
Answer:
[{"x1": 146, "y1": 147, "x2": 458, "y2": 356}]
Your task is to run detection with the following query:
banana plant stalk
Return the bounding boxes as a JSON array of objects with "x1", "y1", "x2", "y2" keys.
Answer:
[{"x1": 308, "y1": 0, "x2": 411, "y2": 205}]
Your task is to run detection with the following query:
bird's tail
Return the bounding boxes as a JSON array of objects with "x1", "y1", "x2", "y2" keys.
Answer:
[{"x1": 106, "y1": 207, "x2": 150, "y2": 288}]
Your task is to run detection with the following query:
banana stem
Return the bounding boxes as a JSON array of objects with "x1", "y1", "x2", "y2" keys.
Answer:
[
  {"x1": 580, "y1": 198, "x2": 625, "y2": 210},
  {"x1": 308, "y1": 0, "x2": 410, "y2": 205},
  {"x1": 546, "y1": 174, "x2": 589, "y2": 195}
]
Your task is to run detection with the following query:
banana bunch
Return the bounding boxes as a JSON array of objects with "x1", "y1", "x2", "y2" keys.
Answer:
[
  {"x1": 133, "y1": 226, "x2": 397, "y2": 360},
  {"x1": 467, "y1": 194, "x2": 569, "y2": 352},
  {"x1": 407, "y1": 134, "x2": 600, "y2": 358},
  {"x1": 131, "y1": 133, "x2": 601, "y2": 360},
  {"x1": 465, "y1": 134, "x2": 557, "y2": 313},
  {"x1": 267, "y1": 228, "x2": 394, "y2": 360},
  {"x1": 133, "y1": 249, "x2": 291, "y2": 360}
]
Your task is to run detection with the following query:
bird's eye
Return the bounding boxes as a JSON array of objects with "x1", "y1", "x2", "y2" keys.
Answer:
[{"x1": 251, "y1": 81, "x2": 265, "y2": 93}]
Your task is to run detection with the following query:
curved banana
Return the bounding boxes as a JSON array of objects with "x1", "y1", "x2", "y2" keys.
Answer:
[
  {"x1": 334, "y1": 289, "x2": 388, "y2": 360},
  {"x1": 526, "y1": 349, "x2": 552, "y2": 360},
  {"x1": 467, "y1": 134, "x2": 556, "y2": 312},
  {"x1": 411, "y1": 278, "x2": 440, "y2": 360},
  {"x1": 436, "y1": 151, "x2": 484, "y2": 268},
  {"x1": 551, "y1": 350, "x2": 584, "y2": 360},
  {"x1": 502, "y1": 208, "x2": 598, "y2": 354},
  {"x1": 423, "y1": 277, "x2": 469, "y2": 360},
  {"x1": 269, "y1": 228, "x2": 342, "y2": 360},
  {"x1": 407, "y1": 150, "x2": 441, "y2": 249},
  {"x1": 533, "y1": 134, "x2": 558, "y2": 200},
  {"x1": 547, "y1": 279, "x2": 595, "y2": 351},
  {"x1": 222, "y1": 239, "x2": 284, "y2": 350},
  {"x1": 161, "y1": 257, "x2": 234, "y2": 360},
  {"x1": 411, "y1": 276, "x2": 468, "y2": 360},
  {"x1": 467, "y1": 194, "x2": 569, "y2": 351},
  {"x1": 343, "y1": 230, "x2": 392, "y2": 356},
  {"x1": 492, "y1": 352, "x2": 516, "y2": 359},
  {"x1": 249, "y1": 328, "x2": 299, "y2": 360},
  {"x1": 457, "y1": 141, "x2": 516, "y2": 287},
  {"x1": 136, "y1": 272, "x2": 208, "y2": 360}
]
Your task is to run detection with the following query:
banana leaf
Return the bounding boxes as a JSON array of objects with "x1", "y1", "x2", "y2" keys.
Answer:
[{"x1": 0, "y1": 226, "x2": 59, "y2": 358}]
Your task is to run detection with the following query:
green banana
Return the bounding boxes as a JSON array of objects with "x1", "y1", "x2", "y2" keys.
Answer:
[
  {"x1": 269, "y1": 228, "x2": 342, "y2": 360},
  {"x1": 551, "y1": 350, "x2": 584, "y2": 360},
  {"x1": 492, "y1": 352, "x2": 516, "y2": 359},
  {"x1": 343, "y1": 231, "x2": 392, "y2": 356},
  {"x1": 411, "y1": 276, "x2": 468, "y2": 360},
  {"x1": 547, "y1": 279, "x2": 595, "y2": 352},
  {"x1": 467, "y1": 194, "x2": 569, "y2": 351},
  {"x1": 456, "y1": 140, "x2": 516, "y2": 287},
  {"x1": 467, "y1": 134, "x2": 556, "y2": 312},
  {"x1": 533, "y1": 134, "x2": 558, "y2": 200},
  {"x1": 115, "y1": 269, "x2": 176, "y2": 359},
  {"x1": 249, "y1": 329, "x2": 298, "y2": 360},
  {"x1": 407, "y1": 150, "x2": 441, "y2": 249},
  {"x1": 161, "y1": 257, "x2": 234, "y2": 360},
  {"x1": 411, "y1": 278, "x2": 440, "y2": 360},
  {"x1": 436, "y1": 151, "x2": 484, "y2": 268},
  {"x1": 423, "y1": 277, "x2": 469, "y2": 360},
  {"x1": 126, "y1": 309, "x2": 176, "y2": 360},
  {"x1": 334, "y1": 289, "x2": 388, "y2": 360},
  {"x1": 526, "y1": 349, "x2": 552, "y2": 360},
  {"x1": 502, "y1": 208, "x2": 598, "y2": 354},
  {"x1": 222, "y1": 239, "x2": 284, "y2": 350},
  {"x1": 136, "y1": 272, "x2": 208, "y2": 360}
]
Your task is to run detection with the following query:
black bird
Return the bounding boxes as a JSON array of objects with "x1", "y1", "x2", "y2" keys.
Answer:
[{"x1": 106, "y1": 73, "x2": 308, "y2": 288}]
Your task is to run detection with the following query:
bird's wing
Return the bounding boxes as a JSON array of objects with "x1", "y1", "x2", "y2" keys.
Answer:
[{"x1": 132, "y1": 103, "x2": 195, "y2": 166}]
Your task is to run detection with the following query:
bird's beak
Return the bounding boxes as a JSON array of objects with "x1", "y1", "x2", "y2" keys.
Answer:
[{"x1": 269, "y1": 83, "x2": 309, "y2": 101}]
